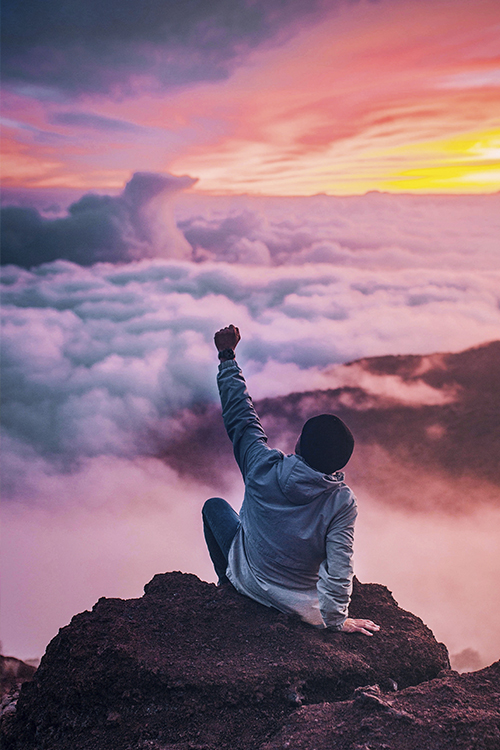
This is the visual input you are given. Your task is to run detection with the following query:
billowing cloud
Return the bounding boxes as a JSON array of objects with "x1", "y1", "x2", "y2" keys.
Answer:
[
  {"x1": 2, "y1": 185, "x2": 499, "y2": 498},
  {"x1": 0, "y1": 0, "x2": 326, "y2": 97},
  {"x1": 1, "y1": 172, "x2": 197, "y2": 267}
]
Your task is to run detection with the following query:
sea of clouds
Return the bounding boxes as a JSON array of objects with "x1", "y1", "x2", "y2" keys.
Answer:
[{"x1": 1, "y1": 174, "x2": 500, "y2": 666}]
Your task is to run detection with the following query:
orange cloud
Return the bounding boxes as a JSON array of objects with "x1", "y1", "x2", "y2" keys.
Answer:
[{"x1": 166, "y1": 0, "x2": 500, "y2": 194}]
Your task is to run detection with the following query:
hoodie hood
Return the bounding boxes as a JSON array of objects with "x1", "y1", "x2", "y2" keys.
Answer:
[{"x1": 277, "y1": 454, "x2": 345, "y2": 506}]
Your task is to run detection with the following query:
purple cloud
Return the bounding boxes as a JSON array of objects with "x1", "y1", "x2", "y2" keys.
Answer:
[{"x1": 1, "y1": 0, "x2": 327, "y2": 97}]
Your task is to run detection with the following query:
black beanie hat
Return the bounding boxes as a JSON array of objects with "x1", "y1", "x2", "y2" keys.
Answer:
[{"x1": 299, "y1": 414, "x2": 354, "y2": 474}]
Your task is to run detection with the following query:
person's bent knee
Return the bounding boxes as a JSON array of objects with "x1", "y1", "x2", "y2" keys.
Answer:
[{"x1": 202, "y1": 497, "x2": 226, "y2": 519}]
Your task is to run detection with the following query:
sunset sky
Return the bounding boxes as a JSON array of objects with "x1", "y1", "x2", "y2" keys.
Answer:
[{"x1": 1, "y1": 0, "x2": 499, "y2": 195}]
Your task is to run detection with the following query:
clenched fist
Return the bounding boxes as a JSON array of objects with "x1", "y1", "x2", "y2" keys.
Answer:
[{"x1": 214, "y1": 324, "x2": 241, "y2": 353}]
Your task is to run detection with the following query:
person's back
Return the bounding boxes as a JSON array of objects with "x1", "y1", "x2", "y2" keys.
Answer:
[{"x1": 202, "y1": 325, "x2": 379, "y2": 637}]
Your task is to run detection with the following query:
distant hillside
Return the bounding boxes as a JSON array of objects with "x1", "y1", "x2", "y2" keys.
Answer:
[
  {"x1": 256, "y1": 340, "x2": 500, "y2": 510},
  {"x1": 155, "y1": 341, "x2": 500, "y2": 511}
]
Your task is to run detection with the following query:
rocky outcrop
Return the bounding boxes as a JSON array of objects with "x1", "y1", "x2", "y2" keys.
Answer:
[{"x1": 2, "y1": 572, "x2": 450, "y2": 750}]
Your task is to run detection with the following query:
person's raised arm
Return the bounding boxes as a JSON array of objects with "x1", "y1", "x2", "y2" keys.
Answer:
[{"x1": 214, "y1": 325, "x2": 271, "y2": 478}]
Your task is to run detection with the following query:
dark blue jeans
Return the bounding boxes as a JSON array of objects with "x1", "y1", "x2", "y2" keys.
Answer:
[{"x1": 202, "y1": 497, "x2": 240, "y2": 584}]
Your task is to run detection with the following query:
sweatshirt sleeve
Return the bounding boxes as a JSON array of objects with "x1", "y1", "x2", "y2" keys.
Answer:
[
  {"x1": 317, "y1": 491, "x2": 357, "y2": 629},
  {"x1": 217, "y1": 359, "x2": 272, "y2": 479}
]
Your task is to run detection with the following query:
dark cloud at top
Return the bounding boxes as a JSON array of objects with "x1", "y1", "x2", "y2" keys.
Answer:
[
  {"x1": 1, "y1": 172, "x2": 197, "y2": 267},
  {"x1": 1, "y1": 0, "x2": 327, "y2": 97}
]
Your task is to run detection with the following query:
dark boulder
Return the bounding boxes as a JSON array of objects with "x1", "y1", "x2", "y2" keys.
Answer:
[{"x1": 3, "y1": 572, "x2": 449, "y2": 750}]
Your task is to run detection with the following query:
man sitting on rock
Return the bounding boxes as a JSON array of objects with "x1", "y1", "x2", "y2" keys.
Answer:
[{"x1": 202, "y1": 324, "x2": 380, "y2": 636}]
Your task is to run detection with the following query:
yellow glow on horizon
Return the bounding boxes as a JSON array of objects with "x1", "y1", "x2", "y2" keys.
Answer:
[
  {"x1": 180, "y1": 129, "x2": 500, "y2": 197},
  {"x1": 384, "y1": 165, "x2": 500, "y2": 192},
  {"x1": 382, "y1": 129, "x2": 500, "y2": 192}
]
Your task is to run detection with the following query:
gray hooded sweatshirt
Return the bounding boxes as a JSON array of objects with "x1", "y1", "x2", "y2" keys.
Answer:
[{"x1": 218, "y1": 359, "x2": 357, "y2": 630}]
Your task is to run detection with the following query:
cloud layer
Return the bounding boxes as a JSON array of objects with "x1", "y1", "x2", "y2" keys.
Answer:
[
  {"x1": 2, "y1": 255, "x2": 499, "y2": 500},
  {"x1": 3, "y1": 175, "x2": 500, "y2": 270},
  {"x1": 178, "y1": 191, "x2": 500, "y2": 269}
]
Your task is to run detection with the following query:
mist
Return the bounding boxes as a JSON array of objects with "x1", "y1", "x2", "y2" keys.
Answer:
[{"x1": 3, "y1": 459, "x2": 499, "y2": 670}]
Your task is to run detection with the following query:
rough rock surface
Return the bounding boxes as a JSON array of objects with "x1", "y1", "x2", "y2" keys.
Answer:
[
  {"x1": 261, "y1": 661, "x2": 500, "y2": 750},
  {"x1": 2, "y1": 572, "x2": 449, "y2": 750}
]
